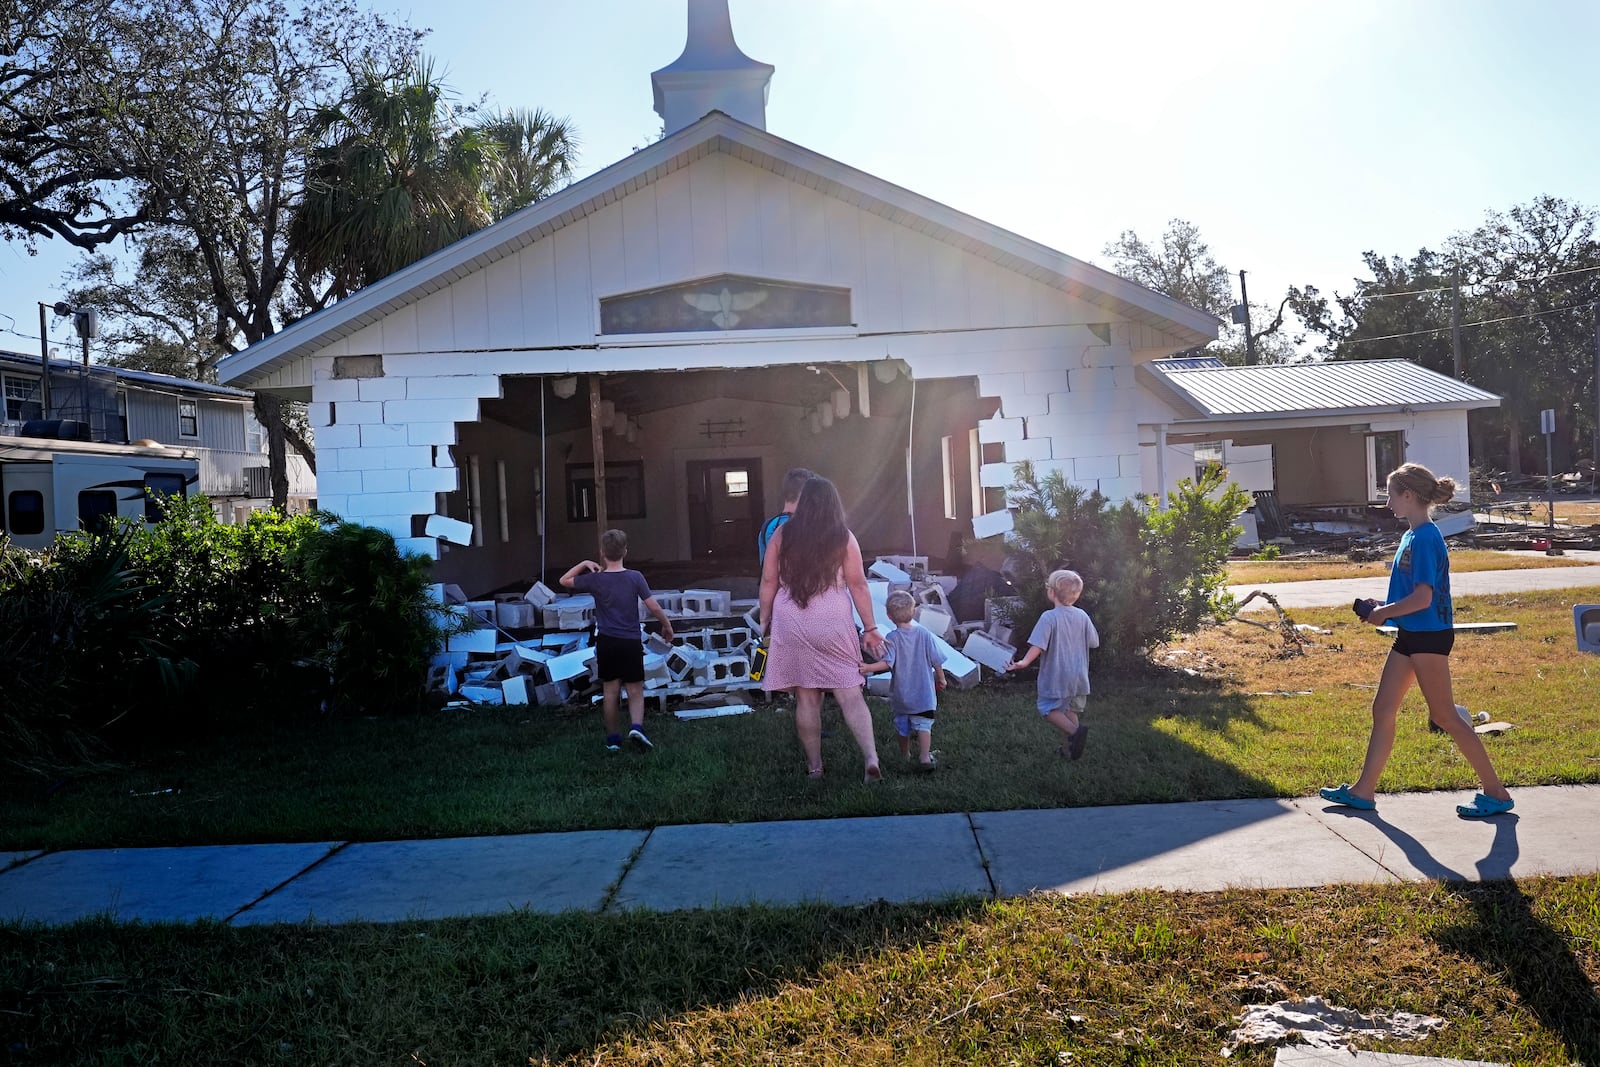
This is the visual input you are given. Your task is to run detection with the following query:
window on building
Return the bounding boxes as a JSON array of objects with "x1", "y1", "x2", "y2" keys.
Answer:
[
  {"x1": 78, "y1": 490, "x2": 118, "y2": 532},
  {"x1": 566, "y1": 461, "x2": 646, "y2": 523},
  {"x1": 143, "y1": 472, "x2": 187, "y2": 522},
  {"x1": 723, "y1": 469, "x2": 749, "y2": 497},
  {"x1": 246, "y1": 413, "x2": 265, "y2": 453},
  {"x1": 1194, "y1": 441, "x2": 1225, "y2": 482},
  {"x1": 178, "y1": 399, "x2": 199, "y2": 438},
  {"x1": 2, "y1": 374, "x2": 42, "y2": 422},
  {"x1": 8, "y1": 490, "x2": 45, "y2": 535},
  {"x1": 496, "y1": 459, "x2": 511, "y2": 543},
  {"x1": 1369, "y1": 432, "x2": 1404, "y2": 496},
  {"x1": 467, "y1": 455, "x2": 484, "y2": 547}
]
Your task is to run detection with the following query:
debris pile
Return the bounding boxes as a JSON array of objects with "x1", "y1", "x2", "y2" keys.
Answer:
[
  {"x1": 1220, "y1": 995, "x2": 1446, "y2": 1057},
  {"x1": 426, "y1": 556, "x2": 1029, "y2": 710}
]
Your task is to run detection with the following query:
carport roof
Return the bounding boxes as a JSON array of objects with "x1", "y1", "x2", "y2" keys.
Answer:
[
  {"x1": 1139, "y1": 356, "x2": 1502, "y2": 422},
  {"x1": 216, "y1": 111, "x2": 1220, "y2": 388}
]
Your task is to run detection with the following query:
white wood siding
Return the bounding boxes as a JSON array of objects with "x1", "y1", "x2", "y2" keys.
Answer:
[{"x1": 334, "y1": 153, "x2": 1110, "y2": 358}]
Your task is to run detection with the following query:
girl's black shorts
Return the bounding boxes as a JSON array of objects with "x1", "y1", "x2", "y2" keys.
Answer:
[{"x1": 1392, "y1": 627, "x2": 1454, "y2": 657}]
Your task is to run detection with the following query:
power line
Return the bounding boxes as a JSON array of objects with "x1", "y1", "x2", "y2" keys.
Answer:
[
  {"x1": 1352, "y1": 262, "x2": 1600, "y2": 301},
  {"x1": 1341, "y1": 301, "x2": 1596, "y2": 346}
]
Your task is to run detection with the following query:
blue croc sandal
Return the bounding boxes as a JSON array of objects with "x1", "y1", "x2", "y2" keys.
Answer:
[
  {"x1": 1456, "y1": 793, "x2": 1514, "y2": 818},
  {"x1": 1319, "y1": 783, "x2": 1376, "y2": 810}
]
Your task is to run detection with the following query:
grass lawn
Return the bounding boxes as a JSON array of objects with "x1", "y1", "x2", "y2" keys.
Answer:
[
  {"x1": 1227, "y1": 547, "x2": 1590, "y2": 584},
  {"x1": 4, "y1": 879, "x2": 1598, "y2": 1064},
  {"x1": 5, "y1": 587, "x2": 1600, "y2": 852}
]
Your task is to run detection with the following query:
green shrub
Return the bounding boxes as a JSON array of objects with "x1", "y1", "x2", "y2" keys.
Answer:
[
  {"x1": 998, "y1": 462, "x2": 1249, "y2": 667},
  {"x1": 1250, "y1": 544, "x2": 1281, "y2": 561},
  {"x1": 290, "y1": 515, "x2": 448, "y2": 716}
]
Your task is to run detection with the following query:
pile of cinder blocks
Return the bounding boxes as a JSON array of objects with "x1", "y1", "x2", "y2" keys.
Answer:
[
  {"x1": 860, "y1": 556, "x2": 1023, "y2": 694},
  {"x1": 426, "y1": 580, "x2": 764, "y2": 710}
]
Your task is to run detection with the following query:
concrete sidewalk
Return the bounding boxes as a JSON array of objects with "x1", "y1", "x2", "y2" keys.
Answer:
[
  {"x1": 1230, "y1": 558, "x2": 1600, "y2": 610},
  {"x1": 3, "y1": 785, "x2": 1597, "y2": 927}
]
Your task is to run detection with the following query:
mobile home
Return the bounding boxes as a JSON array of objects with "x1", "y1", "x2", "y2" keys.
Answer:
[{"x1": 0, "y1": 435, "x2": 199, "y2": 550}]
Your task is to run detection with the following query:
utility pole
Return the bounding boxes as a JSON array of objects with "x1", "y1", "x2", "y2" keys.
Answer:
[
  {"x1": 36, "y1": 302, "x2": 52, "y2": 419},
  {"x1": 1593, "y1": 302, "x2": 1600, "y2": 492},
  {"x1": 1450, "y1": 264, "x2": 1463, "y2": 379},
  {"x1": 1238, "y1": 270, "x2": 1256, "y2": 366}
]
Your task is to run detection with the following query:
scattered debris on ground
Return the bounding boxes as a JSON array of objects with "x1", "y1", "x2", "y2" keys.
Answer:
[
  {"x1": 1221, "y1": 995, "x2": 1446, "y2": 1057},
  {"x1": 1233, "y1": 590, "x2": 1312, "y2": 657},
  {"x1": 425, "y1": 556, "x2": 1027, "y2": 711}
]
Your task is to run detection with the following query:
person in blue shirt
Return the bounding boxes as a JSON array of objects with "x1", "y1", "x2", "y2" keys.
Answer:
[
  {"x1": 561, "y1": 529, "x2": 675, "y2": 753},
  {"x1": 1320, "y1": 463, "x2": 1514, "y2": 818},
  {"x1": 757, "y1": 467, "x2": 816, "y2": 564}
]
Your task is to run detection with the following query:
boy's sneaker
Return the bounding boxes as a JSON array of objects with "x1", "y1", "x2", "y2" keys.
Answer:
[
  {"x1": 1067, "y1": 724, "x2": 1089, "y2": 761},
  {"x1": 628, "y1": 726, "x2": 653, "y2": 750},
  {"x1": 605, "y1": 734, "x2": 623, "y2": 752}
]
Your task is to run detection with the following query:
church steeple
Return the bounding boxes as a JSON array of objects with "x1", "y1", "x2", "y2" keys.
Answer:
[{"x1": 652, "y1": 0, "x2": 774, "y2": 135}]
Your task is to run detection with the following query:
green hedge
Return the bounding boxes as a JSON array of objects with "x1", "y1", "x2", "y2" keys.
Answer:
[{"x1": 0, "y1": 500, "x2": 447, "y2": 775}]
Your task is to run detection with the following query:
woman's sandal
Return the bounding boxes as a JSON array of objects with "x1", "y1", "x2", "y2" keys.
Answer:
[
  {"x1": 805, "y1": 766, "x2": 824, "y2": 780},
  {"x1": 1456, "y1": 793, "x2": 1514, "y2": 818},
  {"x1": 863, "y1": 763, "x2": 883, "y2": 784},
  {"x1": 1318, "y1": 783, "x2": 1376, "y2": 811}
]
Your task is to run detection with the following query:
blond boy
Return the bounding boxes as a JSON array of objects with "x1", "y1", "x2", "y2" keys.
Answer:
[{"x1": 1007, "y1": 569, "x2": 1099, "y2": 760}]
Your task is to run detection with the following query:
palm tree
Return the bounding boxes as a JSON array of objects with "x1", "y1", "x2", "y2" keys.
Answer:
[
  {"x1": 290, "y1": 57, "x2": 498, "y2": 299},
  {"x1": 477, "y1": 107, "x2": 579, "y2": 220}
]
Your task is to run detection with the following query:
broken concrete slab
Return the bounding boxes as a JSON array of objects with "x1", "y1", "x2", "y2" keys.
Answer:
[
  {"x1": 458, "y1": 684, "x2": 504, "y2": 705},
  {"x1": 501, "y1": 676, "x2": 530, "y2": 705},
  {"x1": 972, "y1": 507, "x2": 1014, "y2": 540},
  {"x1": 610, "y1": 814, "x2": 990, "y2": 911},
  {"x1": 546, "y1": 645, "x2": 597, "y2": 683},
  {"x1": 1275, "y1": 1047, "x2": 1505, "y2": 1066},
  {"x1": 232, "y1": 831, "x2": 646, "y2": 924},
  {"x1": 868, "y1": 559, "x2": 913, "y2": 586},
  {"x1": 962, "y1": 630, "x2": 1016, "y2": 674},
  {"x1": 674, "y1": 704, "x2": 753, "y2": 721},
  {"x1": 523, "y1": 581, "x2": 557, "y2": 608},
  {"x1": 973, "y1": 799, "x2": 1399, "y2": 897},
  {"x1": 445, "y1": 626, "x2": 498, "y2": 653},
  {"x1": 0, "y1": 842, "x2": 338, "y2": 925},
  {"x1": 1295, "y1": 784, "x2": 1600, "y2": 882}
]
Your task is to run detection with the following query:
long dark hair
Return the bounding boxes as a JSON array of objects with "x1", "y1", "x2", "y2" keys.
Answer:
[{"x1": 777, "y1": 476, "x2": 849, "y2": 608}]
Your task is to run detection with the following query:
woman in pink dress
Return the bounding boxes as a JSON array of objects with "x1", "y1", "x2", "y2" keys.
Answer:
[{"x1": 758, "y1": 476, "x2": 888, "y2": 782}]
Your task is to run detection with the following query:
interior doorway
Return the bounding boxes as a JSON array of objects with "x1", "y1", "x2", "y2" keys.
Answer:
[{"x1": 687, "y1": 458, "x2": 764, "y2": 560}]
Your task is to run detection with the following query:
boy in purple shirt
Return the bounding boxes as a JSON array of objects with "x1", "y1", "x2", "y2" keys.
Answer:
[{"x1": 560, "y1": 529, "x2": 675, "y2": 752}]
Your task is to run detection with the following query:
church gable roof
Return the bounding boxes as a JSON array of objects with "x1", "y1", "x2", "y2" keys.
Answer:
[{"x1": 218, "y1": 112, "x2": 1219, "y2": 386}]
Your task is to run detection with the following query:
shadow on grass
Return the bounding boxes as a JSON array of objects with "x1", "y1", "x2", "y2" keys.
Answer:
[
  {"x1": 0, "y1": 898, "x2": 992, "y2": 1064},
  {"x1": 1347, "y1": 811, "x2": 1600, "y2": 1064}
]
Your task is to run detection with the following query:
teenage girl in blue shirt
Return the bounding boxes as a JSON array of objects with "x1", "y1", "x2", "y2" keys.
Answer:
[{"x1": 1320, "y1": 463, "x2": 1514, "y2": 818}]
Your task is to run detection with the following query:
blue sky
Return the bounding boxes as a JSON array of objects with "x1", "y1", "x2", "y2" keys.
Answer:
[{"x1": 4, "y1": 0, "x2": 1597, "y2": 358}]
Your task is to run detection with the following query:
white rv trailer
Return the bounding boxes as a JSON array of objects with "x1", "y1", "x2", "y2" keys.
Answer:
[{"x1": 0, "y1": 435, "x2": 200, "y2": 550}]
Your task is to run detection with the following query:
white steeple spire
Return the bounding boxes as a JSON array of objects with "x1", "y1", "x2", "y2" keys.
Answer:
[{"x1": 652, "y1": 0, "x2": 774, "y2": 135}]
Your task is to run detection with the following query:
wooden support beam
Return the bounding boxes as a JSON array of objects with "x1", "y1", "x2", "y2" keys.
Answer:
[{"x1": 589, "y1": 375, "x2": 609, "y2": 537}]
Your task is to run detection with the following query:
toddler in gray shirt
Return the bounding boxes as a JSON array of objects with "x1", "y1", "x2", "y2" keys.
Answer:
[{"x1": 1007, "y1": 569, "x2": 1098, "y2": 760}]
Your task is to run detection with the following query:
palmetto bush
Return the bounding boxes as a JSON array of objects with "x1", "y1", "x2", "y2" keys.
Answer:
[{"x1": 998, "y1": 462, "x2": 1249, "y2": 667}]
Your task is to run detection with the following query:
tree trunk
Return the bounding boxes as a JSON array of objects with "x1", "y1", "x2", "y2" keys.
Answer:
[{"x1": 254, "y1": 393, "x2": 290, "y2": 511}]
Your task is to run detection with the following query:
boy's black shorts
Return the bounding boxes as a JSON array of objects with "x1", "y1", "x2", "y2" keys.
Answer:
[{"x1": 594, "y1": 633, "x2": 645, "y2": 683}]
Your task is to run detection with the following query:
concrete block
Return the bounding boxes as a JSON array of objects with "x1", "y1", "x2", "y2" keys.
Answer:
[
  {"x1": 546, "y1": 646, "x2": 597, "y2": 683},
  {"x1": 459, "y1": 684, "x2": 504, "y2": 705},
  {"x1": 1073, "y1": 454, "x2": 1122, "y2": 482},
  {"x1": 441, "y1": 583, "x2": 468, "y2": 604},
  {"x1": 382, "y1": 397, "x2": 480, "y2": 424},
  {"x1": 410, "y1": 466, "x2": 458, "y2": 493},
  {"x1": 524, "y1": 581, "x2": 558, "y2": 608},
  {"x1": 533, "y1": 680, "x2": 571, "y2": 706},
  {"x1": 971, "y1": 508, "x2": 1015, "y2": 540},
  {"x1": 430, "y1": 650, "x2": 469, "y2": 668},
  {"x1": 495, "y1": 599, "x2": 536, "y2": 629},
  {"x1": 680, "y1": 589, "x2": 731, "y2": 616},
  {"x1": 1024, "y1": 369, "x2": 1070, "y2": 395},
  {"x1": 915, "y1": 583, "x2": 951, "y2": 611},
  {"x1": 924, "y1": 625, "x2": 980, "y2": 688},
  {"x1": 426, "y1": 662, "x2": 458, "y2": 695},
  {"x1": 425, "y1": 514, "x2": 474, "y2": 546},
  {"x1": 695, "y1": 654, "x2": 752, "y2": 687},
  {"x1": 665, "y1": 646, "x2": 705, "y2": 680},
  {"x1": 501, "y1": 675, "x2": 530, "y2": 705},
  {"x1": 1005, "y1": 437, "x2": 1054, "y2": 463},
  {"x1": 540, "y1": 631, "x2": 588, "y2": 649},
  {"x1": 307, "y1": 402, "x2": 331, "y2": 427},
  {"x1": 344, "y1": 490, "x2": 435, "y2": 519},
  {"x1": 313, "y1": 423, "x2": 362, "y2": 450},
  {"x1": 979, "y1": 461, "x2": 1014, "y2": 489},
  {"x1": 963, "y1": 630, "x2": 1017, "y2": 674},
  {"x1": 866, "y1": 672, "x2": 892, "y2": 697},
  {"x1": 917, "y1": 604, "x2": 953, "y2": 639},
  {"x1": 360, "y1": 514, "x2": 414, "y2": 540},
  {"x1": 999, "y1": 391, "x2": 1049, "y2": 418},
  {"x1": 405, "y1": 375, "x2": 503, "y2": 400},
  {"x1": 705, "y1": 627, "x2": 753, "y2": 653},
  {"x1": 742, "y1": 605, "x2": 763, "y2": 637},
  {"x1": 314, "y1": 379, "x2": 362, "y2": 403},
  {"x1": 329, "y1": 446, "x2": 387, "y2": 471},
  {"x1": 674, "y1": 704, "x2": 754, "y2": 721},
  {"x1": 360, "y1": 468, "x2": 411, "y2": 494},
  {"x1": 935, "y1": 575, "x2": 958, "y2": 595},
  {"x1": 644, "y1": 632, "x2": 674, "y2": 656},
  {"x1": 868, "y1": 559, "x2": 912, "y2": 586},
  {"x1": 334, "y1": 400, "x2": 384, "y2": 424},
  {"x1": 317, "y1": 470, "x2": 364, "y2": 495},
  {"x1": 378, "y1": 445, "x2": 434, "y2": 470},
  {"x1": 407, "y1": 421, "x2": 459, "y2": 446},
  {"x1": 357, "y1": 376, "x2": 407, "y2": 402},
  {"x1": 446, "y1": 626, "x2": 498, "y2": 654},
  {"x1": 877, "y1": 555, "x2": 928, "y2": 576},
  {"x1": 978, "y1": 416, "x2": 1025, "y2": 444},
  {"x1": 358, "y1": 422, "x2": 408, "y2": 448},
  {"x1": 503, "y1": 643, "x2": 549, "y2": 676},
  {"x1": 976, "y1": 372, "x2": 1025, "y2": 399}
]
